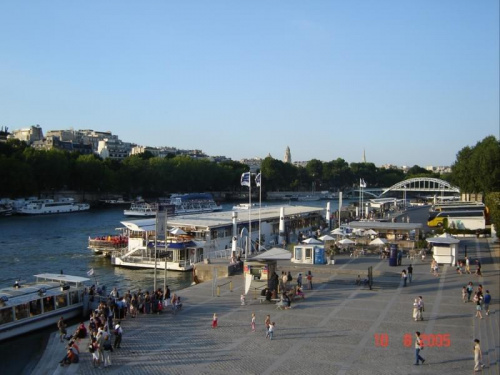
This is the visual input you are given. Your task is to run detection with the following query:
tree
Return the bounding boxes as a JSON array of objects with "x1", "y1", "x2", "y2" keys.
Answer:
[{"x1": 451, "y1": 136, "x2": 500, "y2": 195}]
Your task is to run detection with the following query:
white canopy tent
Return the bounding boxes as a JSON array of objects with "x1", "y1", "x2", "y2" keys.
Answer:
[
  {"x1": 319, "y1": 234, "x2": 336, "y2": 241},
  {"x1": 369, "y1": 238, "x2": 388, "y2": 246}
]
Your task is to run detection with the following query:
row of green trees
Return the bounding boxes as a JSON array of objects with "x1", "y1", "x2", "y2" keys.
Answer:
[
  {"x1": 450, "y1": 135, "x2": 500, "y2": 232},
  {"x1": 0, "y1": 139, "x2": 447, "y2": 199}
]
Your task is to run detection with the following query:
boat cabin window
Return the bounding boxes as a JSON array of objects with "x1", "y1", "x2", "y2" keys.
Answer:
[
  {"x1": 30, "y1": 299, "x2": 42, "y2": 316},
  {"x1": 0, "y1": 308, "x2": 13, "y2": 325},
  {"x1": 14, "y1": 303, "x2": 30, "y2": 320},
  {"x1": 43, "y1": 296, "x2": 55, "y2": 312},
  {"x1": 56, "y1": 294, "x2": 68, "y2": 309},
  {"x1": 69, "y1": 291, "x2": 79, "y2": 305},
  {"x1": 179, "y1": 249, "x2": 186, "y2": 261}
]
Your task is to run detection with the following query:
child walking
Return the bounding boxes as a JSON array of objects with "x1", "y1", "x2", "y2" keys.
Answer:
[
  {"x1": 268, "y1": 322, "x2": 275, "y2": 340},
  {"x1": 251, "y1": 313, "x2": 256, "y2": 332},
  {"x1": 462, "y1": 286, "x2": 467, "y2": 303},
  {"x1": 212, "y1": 313, "x2": 218, "y2": 328},
  {"x1": 264, "y1": 315, "x2": 271, "y2": 338}
]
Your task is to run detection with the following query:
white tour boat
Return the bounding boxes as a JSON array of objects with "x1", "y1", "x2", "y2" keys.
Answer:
[
  {"x1": 0, "y1": 273, "x2": 90, "y2": 342},
  {"x1": 17, "y1": 198, "x2": 90, "y2": 215},
  {"x1": 123, "y1": 193, "x2": 222, "y2": 217},
  {"x1": 123, "y1": 202, "x2": 157, "y2": 217},
  {"x1": 111, "y1": 204, "x2": 328, "y2": 271}
]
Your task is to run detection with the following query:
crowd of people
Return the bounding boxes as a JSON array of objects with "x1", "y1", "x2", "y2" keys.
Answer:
[{"x1": 58, "y1": 284, "x2": 183, "y2": 369}]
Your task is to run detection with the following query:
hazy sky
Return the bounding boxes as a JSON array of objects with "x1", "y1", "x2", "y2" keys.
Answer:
[{"x1": 1, "y1": 1, "x2": 498, "y2": 167}]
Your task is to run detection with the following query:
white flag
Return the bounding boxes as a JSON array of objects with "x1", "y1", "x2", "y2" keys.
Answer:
[
  {"x1": 87, "y1": 268, "x2": 94, "y2": 277},
  {"x1": 255, "y1": 173, "x2": 261, "y2": 187},
  {"x1": 241, "y1": 172, "x2": 251, "y2": 187},
  {"x1": 360, "y1": 179, "x2": 367, "y2": 188}
]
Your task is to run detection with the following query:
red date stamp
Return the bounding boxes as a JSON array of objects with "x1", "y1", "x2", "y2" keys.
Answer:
[{"x1": 374, "y1": 333, "x2": 451, "y2": 347}]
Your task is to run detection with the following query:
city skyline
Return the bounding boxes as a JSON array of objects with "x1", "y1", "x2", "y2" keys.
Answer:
[{"x1": 0, "y1": 1, "x2": 498, "y2": 166}]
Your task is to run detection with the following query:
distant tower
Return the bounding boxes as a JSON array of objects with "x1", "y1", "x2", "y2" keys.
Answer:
[
  {"x1": 284, "y1": 146, "x2": 292, "y2": 163},
  {"x1": 362, "y1": 148, "x2": 366, "y2": 163}
]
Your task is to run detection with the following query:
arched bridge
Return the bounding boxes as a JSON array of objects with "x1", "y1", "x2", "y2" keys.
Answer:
[{"x1": 381, "y1": 177, "x2": 460, "y2": 196}]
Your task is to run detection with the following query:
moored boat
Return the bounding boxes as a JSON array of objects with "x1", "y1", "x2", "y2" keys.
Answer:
[
  {"x1": 110, "y1": 204, "x2": 328, "y2": 271},
  {"x1": 17, "y1": 198, "x2": 90, "y2": 215},
  {"x1": 88, "y1": 234, "x2": 128, "y2": 256},
  {"x1": 123, "y1": 193, "x2": 222, "y2": 217},
  {"x1": 123, "y1": 202, "x2": 157, "y2": 217},
  {"x1": 0, "y1": 273, "x2": 90, "y2": 342}
]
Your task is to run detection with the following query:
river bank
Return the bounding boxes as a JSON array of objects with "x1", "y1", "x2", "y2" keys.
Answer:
[{"x1": 31, "y1": 236, "x2": 499, "y2": 375}]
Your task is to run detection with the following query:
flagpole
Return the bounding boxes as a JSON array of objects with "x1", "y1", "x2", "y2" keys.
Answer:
[
  {"x1": 154, "y1": 211, "x2": 158, "y2": 291},
  {"x1": 248, "y1": 173, "x2": 251, "y2": 260},
  {"x1": 361, "y1": 180, "x2": 365, "y2": 219},
  {"x1": 258, "y1": 174, "x2": 261, "y2": 252},
  {"x1": 358, "y1": 179, "x2": 361, "y2": 220}
]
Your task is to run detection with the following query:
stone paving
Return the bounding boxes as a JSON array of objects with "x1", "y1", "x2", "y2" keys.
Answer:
[{"x1": 32, "y1": 238, "x2": 499, "y2": 375}]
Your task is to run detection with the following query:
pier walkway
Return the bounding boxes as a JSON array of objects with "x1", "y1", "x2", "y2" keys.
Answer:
[{"x1": 32, "y1": 238, "x2": 499, "y2": 375}]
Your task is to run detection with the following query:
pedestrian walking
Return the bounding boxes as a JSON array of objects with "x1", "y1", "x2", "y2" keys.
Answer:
[
  {"x1": 465, "y1": 256, "x2": 471, "y2": 274},
  {"x1": 473, "y1": 339, "x2": 485, "y2": 371},
  {"x1": 251, "y1": 313, "x2": 256, "y2": 332},
  {"x1": 240, "y1": 294, "x2": 246, "y2": 306},
  {"x1": 467, "y1": 282, "x2": 474, "y2": 302},
  {"x1": 414, "y1": 331, "x2": 425, "y2": 365},
  {"x1": 484, "y1": 290, "x2": 491, "y2": 315},
  {"x1": 306, "y1": 271, "x2": 313, "y2": 290},
  {"x1": 89, "y1": 337, "x2": 100, "y2": 368},
  {"x1": 433, "y1": 262, "x2": 439, "y2": 277},
  {"x1": 57, "y1": 316, "x2": 67, "y2": 342},
  {"x1": 212, "y1": 313, "x2": 218, "y2": 328},
  {"x1": 113, "y1": 321, "x2": 122, "y2": 349},
  {"x1": 462, "y1": 286, "x2": 467, "y2": 303},
  {"x1": 417, "y1": 296, "x2": 424, "y2": 321},
  {"x1": 401, "y1": 270, "x2": 408, "y2": 287},
  {"x1": 407, "y1": 264, "x2": 413, "y2": 283},
  {"x1": 475, "y1": 260, "x2": 482, "y2": 277},
  {"x1": 268, "y1": 322, "x2": 275, "y2": 340},
  {"x1": 413, "y1": 298, "x2": 419, "y2": 321},
  {"x1": 474, "y1": 293, "x2": 483, "y2": 319},
  {"x1": 264, "y1": 315, "x2": 271, "y2": 338},
  {"x1": 297, "y1": 273, "x2": 303, "y2": 288}
]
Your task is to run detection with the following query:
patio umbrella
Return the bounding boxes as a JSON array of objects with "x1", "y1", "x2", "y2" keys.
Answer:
[
  {"x1": 364, "y1": 229, "x2": 378, "y2": 236},
  {"x1": 369, "y1": 238, "x2": 388, "y2": 246},
  {"x1": 331, "y1": 228, "x2": 344, "y2": 235},
  {"x1": 302, "y1": 237, "x2": 323, "y2": 244},
  {"x1": 319, "y1": 234, "x2": 336, "y2": 241},
  {"x1": 338, "y1": 238, "x2": 355, "y2": 245},
  {"x1": 170, "y1": 227, "x2": 187, "y2": 236}
]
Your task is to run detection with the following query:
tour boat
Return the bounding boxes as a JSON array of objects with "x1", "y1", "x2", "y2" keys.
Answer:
[
  {"x1": 111, "y1": 204, "x2": 328, "y2": 271},
  {"x1": 0, "y1": 273, "x2": 90, "y2": 342},
  {"x1": 123, "y1": 193, "x2": 222, "y2": 217},
  {"x1": 17, "y1": 198, "x2": 90, "y2": 215},
  {"x1": 123, "y1": 202, "x2": 157, "y2": 217}
]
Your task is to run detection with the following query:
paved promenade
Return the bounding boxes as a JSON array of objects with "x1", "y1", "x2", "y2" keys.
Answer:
[{"x1": 32, "y1": 238, "x2": 499, "y2": 375}]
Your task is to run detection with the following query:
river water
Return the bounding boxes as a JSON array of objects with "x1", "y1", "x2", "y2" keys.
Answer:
[{"x1": 0, "y1": 199, "x2": 342, "y2": 373}]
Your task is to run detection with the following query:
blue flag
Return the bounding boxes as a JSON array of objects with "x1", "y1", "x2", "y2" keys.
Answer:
[
  {"x1": 241, "y1": 172, "x2": 251, "y2": 187},
  {"x1": 255, "y1": 173, "x2": 261, "y2": 187}
]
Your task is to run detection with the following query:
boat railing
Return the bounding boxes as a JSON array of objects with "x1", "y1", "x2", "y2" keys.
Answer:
[{"x1": 207, "y1": 248, "x2": 235, "y2": 259}]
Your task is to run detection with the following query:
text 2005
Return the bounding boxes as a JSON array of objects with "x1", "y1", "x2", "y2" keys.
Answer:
[{"x1": 374, "y1": 333, "x2": 451, "y2": 347}]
